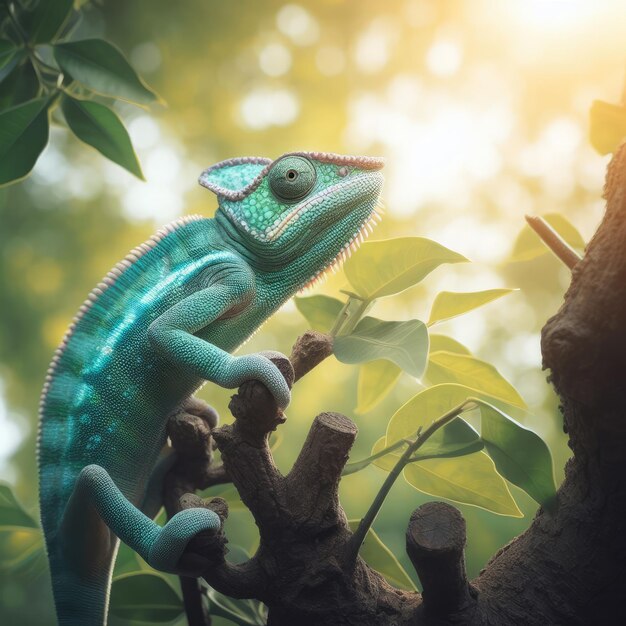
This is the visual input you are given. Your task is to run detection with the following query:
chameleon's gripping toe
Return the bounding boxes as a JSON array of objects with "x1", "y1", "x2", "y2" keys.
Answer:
[
  {"x1": 229, "y1": 353, "x2": 292, "y2": 409},
  {"x1": 70, "y1": 465, "x2": 221, "y2": 576}
]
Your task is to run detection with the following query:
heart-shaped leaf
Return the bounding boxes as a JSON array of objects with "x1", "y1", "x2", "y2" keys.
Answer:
[
  {"x1": 344, "y1": 237, "x2": 468, "y2": 300},
  {"x1": 334, "y1": 316, "x2": 429, "y2": 378}
]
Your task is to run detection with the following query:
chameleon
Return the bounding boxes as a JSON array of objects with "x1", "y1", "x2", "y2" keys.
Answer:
[{"x1": 37, "y1": 151, "x2": 384, "y2": 625}]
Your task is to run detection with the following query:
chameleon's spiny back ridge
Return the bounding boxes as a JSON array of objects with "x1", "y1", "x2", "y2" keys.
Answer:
[{"x1": 37, "y1": 213, "x2": 204, "y2": 451}]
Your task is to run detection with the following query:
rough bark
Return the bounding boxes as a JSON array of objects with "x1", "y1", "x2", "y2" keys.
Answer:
[{"x1": 173, "y1": 148, "x2": 626, "y2": 624}]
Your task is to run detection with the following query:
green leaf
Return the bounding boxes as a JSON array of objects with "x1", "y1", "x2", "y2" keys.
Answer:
[
  {"x1": 426, "y1": 351, "x2": 526, "y2": 409},
  {"x1": 510, "y1": 213, "x2": 585, "y2": 263},
  {"x1": 370, "y1": 436, "x2": 402, "y2": 472},
  {"x1": 0, "y1": 485, "x2": 45, "y2": 576},
  {"x1": 61, "y1": 96, "x2": 144, "y2": 179},
  {"x1": 589, "y1": 99, "x2": 626, "y2": 155},
  {"x1": 0, "y1": 97, "x2": 49, "y2": 186},
  {"x1": 343, "y1": 237, "x2": 468, "y2": 301},
  {"x1": 0, "y1": 484, "x2": 38, "y2": 528},
  {"x1": 347, "y1": 520, "x2": 416, "y2": 590},
  {"x1": 54, "y1": 39, "x2": 159, "y2": 105},
  {"x1": 428, "y1": 289, "x2": 515, "y2": 326},
  {"x1": 0, "y1": 39, "x2": 18, "y2": 69},
  {"x1": 355, "y1": 359, "x2": 402, "y2": 414},
  {"x1": 428, "y1": 334, "x2": 471, "y2": 355},
  {"x1": 113, "y1": 540, "x2": 143, "y2": 576},
  {"x1": 404, "y1": 452, "x2": 523, "y2": 517},
  {"x1": 0, "y1": 528, "x2": 45, "y2": 576},
  {"x1": 386, "y1": 383, "x2": 481, "y2": 446},
  {"x1": 294, "y1": 294, "x2": 343, "y2": 332},
  {"x1": 207, "y1": 586, "x2": 267, "y2": 625},
  {"x1": 334, "y1": 316, "x2": 429, "y2": 378},
  {"x1": 0, "y1": 60, "x2": 40, "y2": 109},
  {"x1": 371, "y1": 418, "x2": 483, "y2": 469},
  {"x1": 474, "y1": 399, "x2": 557, "y2": 509},
  {"x1": 414, "y1": 417, "x2": 484, "y2": 460},
  {"x1": 22, "y1": 0, "x2": 73, "y2": 44},
  {"x1": 110, "y1": 573, "x2": 183, "y2": 622}
]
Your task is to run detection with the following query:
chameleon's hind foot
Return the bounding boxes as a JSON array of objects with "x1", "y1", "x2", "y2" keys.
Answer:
[
  {"x1": 146, "y1": 505, "x2": 221, "y2": 576},
  {"x1": 69, "y1": 464, "x2": 222, "y2": 577}
]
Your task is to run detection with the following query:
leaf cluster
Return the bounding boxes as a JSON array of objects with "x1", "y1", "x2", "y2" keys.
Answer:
[
  {"x1": 296, "y1": 236, "x2": 558, "y2": 518},
  {"x1": 0, "y1": 0, "x2": 158, "y2": 186}
]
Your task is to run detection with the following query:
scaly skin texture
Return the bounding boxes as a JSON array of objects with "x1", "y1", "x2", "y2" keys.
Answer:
[{"x1": 38, "y1": 151, "x2": 384, "y2": 625}]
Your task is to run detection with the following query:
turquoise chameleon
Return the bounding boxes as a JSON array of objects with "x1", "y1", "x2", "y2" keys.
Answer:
[{"x1": 38, "y1": 151, "x2": 384, "y2": 625}]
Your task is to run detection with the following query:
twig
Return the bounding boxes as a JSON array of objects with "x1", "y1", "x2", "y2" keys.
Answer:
[
  {"x1": 525, "y1": 215, "x2": 582, "y2": 270},
  {"x1": 346, "y1": 400, "x2": 474, "y2": 564}
]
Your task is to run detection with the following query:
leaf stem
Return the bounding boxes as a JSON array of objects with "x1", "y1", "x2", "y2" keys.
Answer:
[
  {"x1": 525, "y1": 215, "x2": 582, "y2": 270},
  {"x1": 346, "y1": 400, "x2": 474, "y2": 565},
  {"x1": 329, "y1": 299, "x2": 351, "y2": 337},
  {"x1": 342, "y1": 437, "x2": 407, "y2": 475}
]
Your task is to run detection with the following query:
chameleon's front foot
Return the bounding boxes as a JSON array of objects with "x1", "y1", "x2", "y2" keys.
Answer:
[{"x1": 225, "y1": 351, "x2": 292, "y2": 409}]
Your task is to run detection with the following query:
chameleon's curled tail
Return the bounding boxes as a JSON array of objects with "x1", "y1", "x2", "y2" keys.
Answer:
[{"x1": 49, "y1": 465, "x2": 221, "y2": 625}]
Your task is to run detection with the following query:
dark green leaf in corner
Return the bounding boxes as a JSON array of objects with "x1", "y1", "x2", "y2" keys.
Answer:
[
  {"x1": 22, "y1": 0, "x2": 74, "y2": 44},
  {"x1": 294, "y1": 294, "x2": 343, "y2": 332},
  {"x1": 474, "y1": 399, "x2": 557, "y2": 509},
  {"x1": 589, "y1": 99, "x2": 626, "y2": 155},
  {"x1": 0, "y1": 484, "x2": 46, "y2": 577},
  {"x1": 0, "y1": 39, "x2": 17, "y2": 69},
  {"x1": 207, "y1": 586, "x2": 268, "y2": 625},
  {"x1": 54, "y1": 39, "x2": 159, "y2": 105},
  {"x1": 62, "y1": 96, "x2": 144, "y2": 179},
  {"x1": 0, "y1": 484, "x2": 39, "y2": 528},
  {"x1": 110, "y1": 572, "x2": 183, "y2": 622},
  {"x1": 347, "y1": 520, "x2": 416, "y2": 591},
  {"x1": 0, "y1": 98, "x2": 49, "y2": 186},
  {"x1": 0, "y1": 61, "x2": 40, "y2": 110},
  {"x1": 334, "y1": 316, "x2": 429, "y2": 378}
]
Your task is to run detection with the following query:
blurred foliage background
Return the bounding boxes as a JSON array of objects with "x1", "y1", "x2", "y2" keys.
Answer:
[{"x1": 1, "y1": 0, "x2": 625, "y2": 623}]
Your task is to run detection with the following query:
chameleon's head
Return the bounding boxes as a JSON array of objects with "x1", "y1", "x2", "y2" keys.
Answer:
[{"x1": 200, "y1": 151, "x2": 384, "y2": 286}]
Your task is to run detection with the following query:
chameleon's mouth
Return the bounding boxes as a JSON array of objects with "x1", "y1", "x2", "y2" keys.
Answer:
[{"x1": 298, "y1": 198, "x2": 385, "y2": 292}]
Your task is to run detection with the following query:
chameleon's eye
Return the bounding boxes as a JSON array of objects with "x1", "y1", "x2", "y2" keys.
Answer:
[{"x1": 269, "y1": 156, "x2": 316, "y2": 201}]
